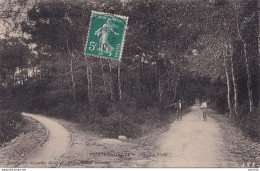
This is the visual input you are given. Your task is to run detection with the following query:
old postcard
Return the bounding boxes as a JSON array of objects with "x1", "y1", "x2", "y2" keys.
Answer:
[{"x1": 0, "y1": 0, "x2": 259, "y2": 169}]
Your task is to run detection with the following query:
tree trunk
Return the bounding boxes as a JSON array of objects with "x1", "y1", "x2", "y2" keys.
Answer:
[
  {"x1": 139, "y1": 55, "x2": 143, "y2": 81},
  {"x1": 82, "y1": 36, "x2": 93, "y2": 107},
  {"x1": 136, "y1": 73, "x2": 141, "y2": 95},
  {"x1": 108, "y1": 61, "x2": 114, "y2": 101},
  {"x1": 101, "y1": 61, "x2": 107, "y2": 97},
  {"x1": 26, "y1": 69, "x2": 29, "y2": 80},
  {"x1": 158, "y1": 73, "x2": 163, "y2": 102},
  {"x1": 236, "y1": 2, "x2": 258, "y2": 112},
  {"x1": 229, "y1": 44, "x2": 238, "y2": 115},
  {"x1": 20, "y1": 68, "x2": 24, "y2": 85},
  {"x1": 173, "y1": 81, "x2": 177, "y2": 102},
  {"x1": 66, "y1": 39, "x2": 76, "y2": 102},
  {"x1": 13, "y1": 72, "x2": 15, "y2": 86},
  {"x1": 70, "y1": 56, "x2": 76, "y2": 102},
  {"x1": 67, "y1": 75, "x2": 72, "y2": 94},
  {"x1": 243, "y1": 43, "x2": 254, "y2": 112},
  {"x1": 223, "y1": 49, "x2": 233, "y2": 116},
  {"x1": 118, "y1": 63, "x2": 122, "y2": 101},
  {"x1": 126, "y1": 72, "x2": 129, "y2": 93},
  {"x1": 84, "y1": 55, "x2": 93, "y2": 108},
  {"x1": 89, "y1": 66, "x2": 93, "y2": 102}
]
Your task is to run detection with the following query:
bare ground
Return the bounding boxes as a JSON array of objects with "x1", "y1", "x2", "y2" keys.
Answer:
[{"x1": 1, "y1": 107, "x2": 259, "y2": 168}]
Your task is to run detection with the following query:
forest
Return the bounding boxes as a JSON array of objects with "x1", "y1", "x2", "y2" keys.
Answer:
[{"x1": 0, "y1": 0, "x2": 259, "y2": 142}]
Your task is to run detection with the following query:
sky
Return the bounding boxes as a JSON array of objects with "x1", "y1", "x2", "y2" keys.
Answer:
[{"x1": 0, "y1": 0, "x2": 37, "y2": 38}]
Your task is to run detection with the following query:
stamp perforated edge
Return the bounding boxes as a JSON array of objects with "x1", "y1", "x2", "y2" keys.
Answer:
[{"x1": 84, "y1": 11, "x2": 129, "y2": 61}]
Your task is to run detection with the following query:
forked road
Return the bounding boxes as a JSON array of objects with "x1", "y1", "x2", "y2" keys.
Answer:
[
  {"x1": 150, "y1": 106, "x2": 232, "y2": 167},
  {"x1": 17, "y1": 113, "x2": 71, "y2": 168},
  {"x1": 16, "y1": 108, "x2": 236, "y2": 168}
]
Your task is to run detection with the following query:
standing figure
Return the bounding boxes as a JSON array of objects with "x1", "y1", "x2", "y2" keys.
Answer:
[
  {"x1": 94, "y1": 18, "x2": 119, "y2": 56},
  {"x1": 177, "y1": 100, "x2": 182, "y2": 121},
  {"x1": 201, "y1": 100, "x2": 208, "y2": 121}
]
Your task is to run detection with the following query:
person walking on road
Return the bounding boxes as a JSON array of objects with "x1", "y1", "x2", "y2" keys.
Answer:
[
  {"x1": 201, "y1": 100, "x2": 208, "y2": 121},
  {"x1": 177, "y1": 100, "x2": 182, "y2": 121}
]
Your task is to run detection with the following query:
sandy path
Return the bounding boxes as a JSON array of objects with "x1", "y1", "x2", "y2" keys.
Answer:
[
  {"x1": 9, "y1": 108, "x2": 238, "y2": 168},
  {"x1": 151, "y1": 106, "x2": 227, "y2": 167},
  {"x1": 17, "y1": 113, "x2": 71, "y2": 168}
]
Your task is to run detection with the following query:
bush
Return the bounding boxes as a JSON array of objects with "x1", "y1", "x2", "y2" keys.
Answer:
[
  {"x1": 47, "y1": 103, "x2": 71, "y2": 118},
  {"x1": 92, "y1": 98, "x2": 142, "y2": 138},
  {"x1": 0, "y1": 110, "x2": 25, "y2": 144},
  {"x1": 135, "y1": 93, "x2": 154, "y2": 110},
  {"x1": 85, "y1": 97, "x2": 175, "y2": 139},
  {"x1": 94, "y1": 95, "x2": 110, "y2": 116},
  {"x1": 47, "y1": 102, "x2": 89, "y2": 120},
  {"x1": 237, "y1": 101, "x2": 250, "y2": 118},
  {"x1": 45, "y1": 96, "x2": 177, "y2": 139},
  {"x1": 238, "y1": 109, "x2": 260, "y2": 141},
  {"x1": 96, "y1": 112, "x2": 142, "y2": 138}
]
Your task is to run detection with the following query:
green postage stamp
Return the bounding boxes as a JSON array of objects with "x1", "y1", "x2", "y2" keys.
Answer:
[{"x1": 85, "y1": 11, "x2": 128, "y2": 61}]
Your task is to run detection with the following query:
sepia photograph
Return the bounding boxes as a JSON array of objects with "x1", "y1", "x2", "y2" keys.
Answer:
[{"x1": 0, "y1": 0, "x2": 259, "y2": 169}]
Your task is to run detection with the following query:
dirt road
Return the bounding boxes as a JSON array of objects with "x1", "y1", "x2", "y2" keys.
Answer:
[
  {"x1": 149, "y1": 105, "x2": 234, "y2": 167},
  {"x1": 17, "y1": 113, "x2": 71, "y2": 168},
  {"x1": 5, "y1": 107, "x2": 242, "y2": 168}
]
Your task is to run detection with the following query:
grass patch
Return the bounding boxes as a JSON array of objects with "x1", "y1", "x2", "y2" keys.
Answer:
[{"x1": 0, "y1": 110, "x2": 25, "y2": 144}]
